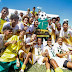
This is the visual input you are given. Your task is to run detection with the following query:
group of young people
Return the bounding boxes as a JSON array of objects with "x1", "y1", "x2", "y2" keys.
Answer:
[{"x1": 0, "y1": 6, "x2": 72, "y2": 72}]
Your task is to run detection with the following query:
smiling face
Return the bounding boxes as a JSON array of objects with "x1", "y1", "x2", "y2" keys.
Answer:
[
  {"x1": 63, "y1": 23, "x2": 68, "y2": 31},
  {"x1": 38, "y1": 38, "x2": 42, "y2": 45},
  {"x1": 47, "y1": 39, "x2": 52, "y2": 47},
  {"x1": 19, "y1": 30, "x2": 25, "y2": 39},
  {"x1": 34, "y1": 20, "x2": 38, "y2": 27},
  {"x1": 52, "y1": 19, "x2": 56, "y2": 23},
  {"x1": 1, "y1": 9, "x2": 9, "y2": 18},
  {"x1": 23, "y1": 18, "x2": 29, "y2": 24},
  {"x1": 57, "y1": 38, "x2": 63, "y2": 45},
  {"x1": 11, "y1": 19, "x2": 18, "y2": 27},
  {"x1": 29, "y1": 17, "x2": 33, "y2": 24},
  {"x1": 56, "y1": 23, "x2": 61, "y2": 29},
  {"x1": 4, "y1": 29, "x2": 13, "y2": 38}
]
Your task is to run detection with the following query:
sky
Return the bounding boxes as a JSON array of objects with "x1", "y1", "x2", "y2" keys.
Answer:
[{"x1": 0, "y1": 0, "x2": 72, "y2": 27}]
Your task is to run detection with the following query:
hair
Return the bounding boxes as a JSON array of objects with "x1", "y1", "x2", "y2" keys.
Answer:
[
  {"x1": 33, "y1": 7, "x2": 35, "y2": 9},
  {"x1": 56, "y1": 18, "x2": 58, "y2": 21},
  {"x1": 10, "y1": 14, "x2": 19, "y2": 20},
  {"x1": 35, "y1": 19, "x2": 38, "y2": 21},
  {"x1": 3, "y1": 26, "x2": 13, "y2": 31},
  {"x1": 1, "y1": 7, "x2": 8, "y2": 11},
  {"x1": 22, "y1": 16, "x2": 29, "y2": 22},
  {"x1": 37, "y1": 37, "x2": 43, "y2": 41},
  {"x1": 36, "y1": 13, "x2": 38, "y2": 16},
  {"x1": 63, "y1": 22, "x2": 68, "y2": 25},
  {"x1": 16, "y1": 29, "x2": 26, "y2": 35},
  {"x1": 57, "y1": 37, "x2": 63, "y2": 41},
  {"x1": 57, "y1": 17, "x2": 60, "y2": 19},
  {"x1": 52, "y1": 17, "x2": 56, "y2": 21},
  {"x1": 47, "y1": 38, "x2": 52, "y2": 41}
]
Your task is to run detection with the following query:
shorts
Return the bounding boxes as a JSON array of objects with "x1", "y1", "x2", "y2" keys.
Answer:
[
  {"x1": 0, "y1": 60, "x2": 23, "y2": 72},
  {"x1": 52, "y1": 57, "x2": 67, "y2": 68},
  {"x1": 18, "y1": 50, "x2": 44, "y2": 65},
  {"x1": 29, "y1": 55, "x2": 44, "y2": 65}
]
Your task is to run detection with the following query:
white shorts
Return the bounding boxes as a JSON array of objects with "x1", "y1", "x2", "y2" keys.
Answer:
[
  {"x1": 18, "y1": 50, "x2": 45, "y2": 65},
  {"x1": 29, "y1": 55, "x2": 45, "y2": 65},
  {"x1": 52, "y1": 57, "x2": 67, "y2": 68}
]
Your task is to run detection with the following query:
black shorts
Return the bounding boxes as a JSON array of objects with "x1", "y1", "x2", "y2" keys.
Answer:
[{"x1": 63, "y1": 60, "x2": 69, "y2": 68}]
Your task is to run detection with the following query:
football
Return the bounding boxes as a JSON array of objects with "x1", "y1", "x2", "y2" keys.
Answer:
[{"x1": 39, "y1": 12, "x2": 47, "y2": 20}]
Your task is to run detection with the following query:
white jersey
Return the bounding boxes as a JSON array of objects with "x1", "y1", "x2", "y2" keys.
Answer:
[
  {"x1": 55, "y1": 27, "x2": 63, "y2": 37},
  {"x1": 34, "y1": 44, "x2": 43, "y2": 56},
  {"x1": 25, "y1": 37, "x2": 31, "y2": 43},
  {"x1": 3, "y1": 22, "x2": 19, "y2": 34},
  {"x1": 48, "y1": 23, "x2": 55, "y2": 33},
  {"x1": 43, "y1": 45, "x2": 56, "y2": 59},
  {"x1": 29, "y1": 24, "x2": 36, "y2": 33},
  {"x1": 60, "y1": 28, "x2": 72, "y2": 39},
  {"x1": 53, "y1": 43, "x2": 69, "y2": 55},
  {"x1": 25, "y1": 12, "x2": 32, "y2": 18},
  {"x1": 18, "y1": 22, "x2": 30, "y2": 33},
  {"x1": 19, "y1": 16, "x2": 23, "y2": 22}
]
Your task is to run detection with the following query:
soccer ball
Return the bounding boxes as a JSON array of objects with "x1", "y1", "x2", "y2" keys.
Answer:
[{"x1": 39, "y1": 12, "x2": 47, "y2": 20}]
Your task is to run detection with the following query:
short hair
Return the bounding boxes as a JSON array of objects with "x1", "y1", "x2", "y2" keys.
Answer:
[
  {"x1": 52, "y1": 17, "x2": 56, "y2": 21},
  {"x1": 63, "y1": 22, "x2": 68, "y2": 25},
  {"x1": 35, "y1": 19, "x2": 38, "y2": 21},
  {"x1": 56, "y1": 18, "x2": 58, "y2": 21},
  {"x1": 1, "y1": 7, "x2": 8, "y2": 11},
  {"x1": 36, "y1": 13, "x2": 38, "y2": 16},
  {"x1": 3, "y1": 26, "x2": 13, "y2": 31},
  {"x1": 33, "y1": 7, "x2": 35, "y2": 9},
  {"x1": 22, "y1": 16, "x2": 29, "y2": 22},
  {"x1": 57, "y1": 17, "x2": 60, "y2": 19},
  {"x1": 57, "y1": 37, "x2": 63, "y2": 41},
  {"x1": 10, "y1": 14, "x2": 19, "y2": 20}
]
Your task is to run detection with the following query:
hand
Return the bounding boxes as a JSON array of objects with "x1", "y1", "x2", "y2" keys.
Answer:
[
  {"x1": 47, "y1": 27, "x2": 48, "y2": 30},
  {"x1": 9, "y1": 41, "x2": 17, "y2": 44},
  {"x1": 24, "y1": 27, "x2": 28, "y2": 31},
  {"x1": 16, "y1": 61, "x2": 20, "y2": 67},
  {"x1": 66, "y1": 51, "x2": 71, "y2": 55},
  {"x1": 20, "y1": 42, "x2": 25, "y2": 46}
]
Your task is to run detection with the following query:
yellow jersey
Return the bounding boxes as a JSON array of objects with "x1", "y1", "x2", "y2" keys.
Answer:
[
  {"x1": 0, "y1": 35, "x2": 22, "y2": 62},
  {"x1": 0, "y1": 18, "x2": 7, "y2": 33}
]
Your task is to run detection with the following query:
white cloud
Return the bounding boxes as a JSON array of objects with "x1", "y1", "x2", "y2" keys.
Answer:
[{"x1": 37, "y1": 6, "x2": 42, "y2": 9}]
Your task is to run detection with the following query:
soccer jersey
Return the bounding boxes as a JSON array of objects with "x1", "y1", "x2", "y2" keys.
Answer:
[
  {"x1": 53, "y1": 43, "x2": 69, "y2": 55},
  {"x1": 43, "y1": 45, "x2": 56, "y2": 59},
  {"x1": 29, "y1": 24, "x2": 37, "y2": 33},
  {"x1": 34, "y1": 44, "x2": 43, "y2": 56},
  {"x1": 60, "y1": 28, "x2": 72, "y2": 39},
  {"x1": 0, "y1": 18, "x2": 7, "y2": 33},
  {"x1": 29, "y1": 44, "x2": 44, "y2": 65},
  {"x1": 3, "y1": 22, "x2": 19, "y2": 34},
  {"x1": 0, "y1": 35, "x2": 22, "y2": 62},
  {"x1": 25, "y1": 12, "x2": 32, "y2": 18},
  {"x1": 18, "y1": 22, "x2": 30, "y2": 33},
  {"x1": 55, "y1": 27, "x2": 63, "y2": 37},
  {"x1": 48, "y1": 23, "x2": 55, "y2": 35}
]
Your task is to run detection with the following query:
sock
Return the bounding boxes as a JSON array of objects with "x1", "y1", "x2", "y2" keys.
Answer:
[
  {"x1": 46, "y1": 69, "x2": 51, "y2": 72},
  {"x1": 55, "y1": 67, "x2": 63, "y2": 72},
  {"x1": 21, "y1": 64, "x2": 26, "y2": 71}
]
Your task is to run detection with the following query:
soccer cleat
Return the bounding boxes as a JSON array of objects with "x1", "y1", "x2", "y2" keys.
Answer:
[
  {"x1": 46, "y1": 69, "x2": 51, "y2": 72},
  {"x1": 55, "y1": 67, "x2": 63, "y2": 72}
]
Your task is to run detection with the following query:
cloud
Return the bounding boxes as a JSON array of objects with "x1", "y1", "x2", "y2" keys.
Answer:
[{"x1": 37, "y1": 6, "x2": 42, "y2": 9}]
